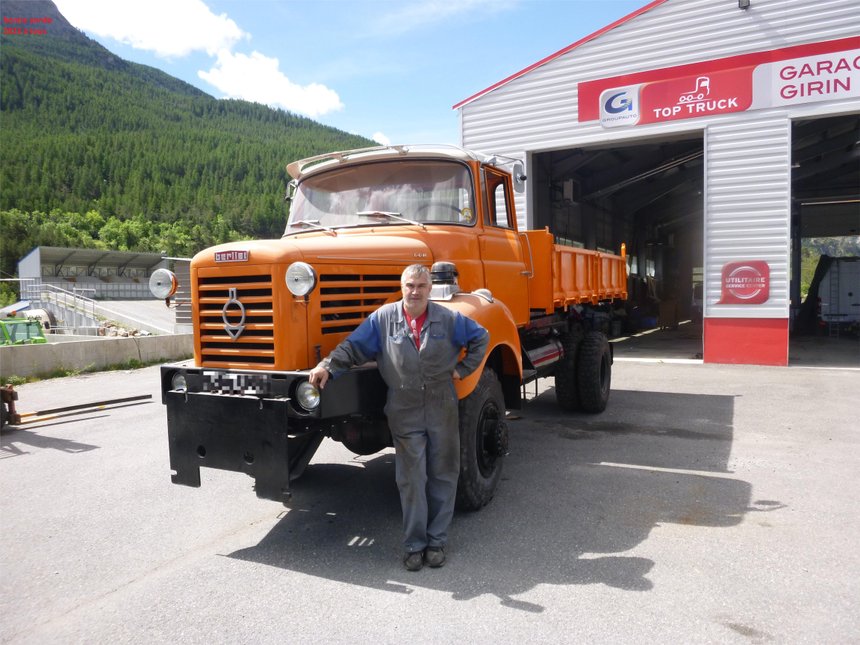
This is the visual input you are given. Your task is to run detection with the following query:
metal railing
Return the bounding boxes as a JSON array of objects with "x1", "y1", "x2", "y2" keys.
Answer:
[{"x1": 21, "y1": 280, "x2": 172, "y2": 335}]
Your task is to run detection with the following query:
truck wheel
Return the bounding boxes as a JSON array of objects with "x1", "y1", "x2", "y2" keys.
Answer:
[
  {"x1": 456, "y1": 367, "x2": 508, "y2": 511},
  {"x1": 554, "y1": 330, "x2": 582, "y2": 410},
  {"x1": 577, "y1": 331, "x2": 612, "y2": 413}
]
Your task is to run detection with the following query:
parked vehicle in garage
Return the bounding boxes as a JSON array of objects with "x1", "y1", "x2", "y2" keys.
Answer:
[{"x1": 819, "y1": 257, "x2": 860, "y2": 326}]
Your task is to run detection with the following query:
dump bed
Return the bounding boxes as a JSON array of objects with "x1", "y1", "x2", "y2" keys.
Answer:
[{"x1": 523, "y1": 228, "x2": 627, "y2": 314}]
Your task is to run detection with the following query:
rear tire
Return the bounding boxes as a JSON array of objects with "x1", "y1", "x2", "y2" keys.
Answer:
[
  {"x1": 456, "y1": 367, "x2": 507, "y2": 511},
  {"x1": 577, "y1": 331, "x2": 612, "y2": 413}
]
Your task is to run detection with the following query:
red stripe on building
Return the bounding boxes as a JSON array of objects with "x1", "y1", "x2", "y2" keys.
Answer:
[{"x1": 703, "y1": 318, "x2": 789, "y2": 366}]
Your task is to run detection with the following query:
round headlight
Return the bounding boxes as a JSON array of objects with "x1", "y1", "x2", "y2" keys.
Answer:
[
  {"x1": 295, "y1": 380, "x2": 321, "y2": 411},
  {"x1": 171, "y1": 372, "x2": 188, "y2": 392},
  {"x1": 286, "y1": 262, "x2": 317, "y2": 296},
  {"x1": 150, "y1": 269, "x2": 178, "y2": 299}
]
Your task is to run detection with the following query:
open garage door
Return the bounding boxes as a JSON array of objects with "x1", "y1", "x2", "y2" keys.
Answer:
[
  {"x1": 790, "y1": 113, "x2": 860, "y2": 367},
  {"x1": 531, "y1": 135, "x2": 705, "y2": 362}
]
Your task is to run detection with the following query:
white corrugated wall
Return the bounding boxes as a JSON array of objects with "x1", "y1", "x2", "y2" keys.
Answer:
[{"x1": 704, "y1": 115, "x2": 791, "y2": 319}]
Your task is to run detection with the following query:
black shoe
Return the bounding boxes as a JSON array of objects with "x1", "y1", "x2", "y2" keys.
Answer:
[
  {"x1": 403, "y1": 551, "x2": 424, "y2": 571},
  {"x1": 424, "y1": 546, "x2": 445, "y2": 568}
]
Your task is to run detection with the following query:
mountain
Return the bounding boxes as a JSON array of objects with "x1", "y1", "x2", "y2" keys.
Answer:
[{"x1": 0, "y1": 0, "x2": 374, "y2": 240}]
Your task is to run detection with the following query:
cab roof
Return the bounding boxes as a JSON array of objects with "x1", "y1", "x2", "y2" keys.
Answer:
[{"x1": 286, "y1": 144, "x2": 492, "y2": 181}]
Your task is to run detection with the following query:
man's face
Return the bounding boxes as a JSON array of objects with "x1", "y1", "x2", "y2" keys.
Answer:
[{"x1": 401, "y1": 272, "x2": 431, "y2": 313}]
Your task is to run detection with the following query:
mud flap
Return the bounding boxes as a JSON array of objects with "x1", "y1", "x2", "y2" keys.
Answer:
[{"x1": 165, "y1": 391, "x2": 320, "y2": 504}]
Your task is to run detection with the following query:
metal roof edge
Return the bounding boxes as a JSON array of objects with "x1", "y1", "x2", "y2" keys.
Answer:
[
  {"x1": 452, "y1": 0, "x2": 670, "y2": 110},
  {"x1": 19, "y1": 246, "x2": 168, "y2": 272}
]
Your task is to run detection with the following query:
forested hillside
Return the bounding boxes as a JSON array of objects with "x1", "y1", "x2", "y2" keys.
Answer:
[{"x1": 0, "y1": 0, "x2": 374, "y2": 300}]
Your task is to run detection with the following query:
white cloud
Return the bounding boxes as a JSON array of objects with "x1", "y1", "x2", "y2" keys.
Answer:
[
  {"x1": 54, "y1": 0, "x2": 345, "y2": 119},
  {"x1": 198, "y1": 50, "x2": 344, "y2": 118},
  {"x1": 54, "y1": 0, "x2": 246, "y2": 57},
  {"x1": 372, "y1": 132, "x2": 391, "y2": 146}
]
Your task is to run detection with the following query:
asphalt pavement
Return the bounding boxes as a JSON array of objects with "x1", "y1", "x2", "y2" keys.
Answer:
[{"x1": 1, "y1": 359, "x2": 858, "y2": 643}]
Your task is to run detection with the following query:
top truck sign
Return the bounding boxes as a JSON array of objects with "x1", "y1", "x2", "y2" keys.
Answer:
[
  {"x1": 599, "y1": 67, "x2": 753, "y2": 127},
  {"x1": 578, "y1": 37, "x2": 860, "y2": 128}
]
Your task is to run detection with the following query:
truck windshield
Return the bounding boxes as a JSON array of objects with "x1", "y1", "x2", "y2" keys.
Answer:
[{"x1": 285, "y1": 160, "x2": 475, "y2": 234}]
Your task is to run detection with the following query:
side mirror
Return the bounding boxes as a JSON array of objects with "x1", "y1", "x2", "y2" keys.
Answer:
[
  {"x1": 512, "y1": 161, "x2": 527, "y2": 194},
  {"x1": 284, "y1": 179, "x2": 297, "y2": 202}
]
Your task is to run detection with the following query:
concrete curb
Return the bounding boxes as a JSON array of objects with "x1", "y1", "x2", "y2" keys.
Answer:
[{"x1": 0, "y1": 334, "x2": 193, "y2": 379}]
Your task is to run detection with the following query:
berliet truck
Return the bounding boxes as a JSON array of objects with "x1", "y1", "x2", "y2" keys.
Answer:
[{"x1": 150, "y1": 145, "x2": 627, "y2": 509}]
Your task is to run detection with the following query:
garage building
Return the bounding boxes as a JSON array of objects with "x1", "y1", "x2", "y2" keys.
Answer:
[{"x1": 455, "y1": 0, "x2": 859, "y2": 366}]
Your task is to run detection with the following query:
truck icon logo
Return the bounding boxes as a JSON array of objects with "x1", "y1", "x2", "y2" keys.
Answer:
[
  {"x1": 678, "y1": 76, "x2": 711, "y2": 103},
  {"x1": 222, "y1": 287, "x2": 246, "y2": 340}
]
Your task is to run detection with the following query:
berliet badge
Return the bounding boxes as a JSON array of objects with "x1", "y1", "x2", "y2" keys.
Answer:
[
  {"x1": 222, "y1": 287, "x2": 246, "y2": 340},
  {"x1": 215, "y1": 250, "x2": 249, "y2": 263}
]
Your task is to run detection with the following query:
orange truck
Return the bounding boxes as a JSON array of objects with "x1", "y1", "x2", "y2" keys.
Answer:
[{"x1": 150, "y1": 145, "x2": 627, "y2": 509}]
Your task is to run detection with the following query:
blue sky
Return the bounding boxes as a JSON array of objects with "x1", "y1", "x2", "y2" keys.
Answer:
[{"x1": 53, "y1": 0, "x2": 647, "y2": 146}]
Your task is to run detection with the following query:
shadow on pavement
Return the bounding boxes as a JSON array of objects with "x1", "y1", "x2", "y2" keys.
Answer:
[
  {"x1": 1, "y1": 421, "x2": 101, "y2": 458},
  {"x1": 228, "y1": 387, "x2": 758, "y2": 611}
]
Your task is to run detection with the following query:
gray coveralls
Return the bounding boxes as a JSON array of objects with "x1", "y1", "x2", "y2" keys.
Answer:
[{"x1": 322, "y1": 300, "x2": 489, "y2": 553}]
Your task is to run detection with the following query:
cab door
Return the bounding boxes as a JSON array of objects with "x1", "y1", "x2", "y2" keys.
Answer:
[{"x1": 478, "y1": 167, "x2": 530, "y2": 326}]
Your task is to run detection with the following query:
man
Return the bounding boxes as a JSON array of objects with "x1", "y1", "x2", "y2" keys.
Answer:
[{"x1": 309, "y1": 264, "x2": 489, "y2": 571}]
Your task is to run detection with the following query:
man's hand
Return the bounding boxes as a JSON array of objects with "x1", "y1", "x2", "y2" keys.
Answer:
[{"x1": 308, "y1": 364, "x2": 331, "y2": 389}]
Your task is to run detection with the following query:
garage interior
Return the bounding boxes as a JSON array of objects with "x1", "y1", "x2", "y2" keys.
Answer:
[{"x1": 529, "y1": 113, "x2": 859, "y2": 366}]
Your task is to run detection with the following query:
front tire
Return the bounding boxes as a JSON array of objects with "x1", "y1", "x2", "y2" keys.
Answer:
[{"x1": 456, "y1": 367, "x2": 508, "y2": 511}]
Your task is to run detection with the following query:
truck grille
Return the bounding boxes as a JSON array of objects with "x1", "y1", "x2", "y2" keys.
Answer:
[
  {"x1": 318, "y1": 273, "x2": 401, "y2": 334},
  {"x1": 197, "y1": 274, "x2": 275, "y2": 368}
]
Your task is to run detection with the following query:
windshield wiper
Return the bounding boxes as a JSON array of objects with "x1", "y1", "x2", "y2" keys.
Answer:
[
  {"x1": 357, "y1": 210, "x2": 426, "y2": 230},
  {"x1": 284, "y1": 219, "x2": 337, "y2": 236}
]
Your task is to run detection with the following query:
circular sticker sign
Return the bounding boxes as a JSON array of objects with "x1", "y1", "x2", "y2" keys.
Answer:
[{"x1": 719, "y1": 261, "x2": 770, "y2": 304}]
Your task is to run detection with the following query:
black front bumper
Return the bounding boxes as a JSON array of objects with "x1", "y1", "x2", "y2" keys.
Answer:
[
  {"x1": 160, "y1": 363, "x2": 386, "y2": 504},
  {"x1": 165, "y1": 391, "x2": 317, "y2": 504}
]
